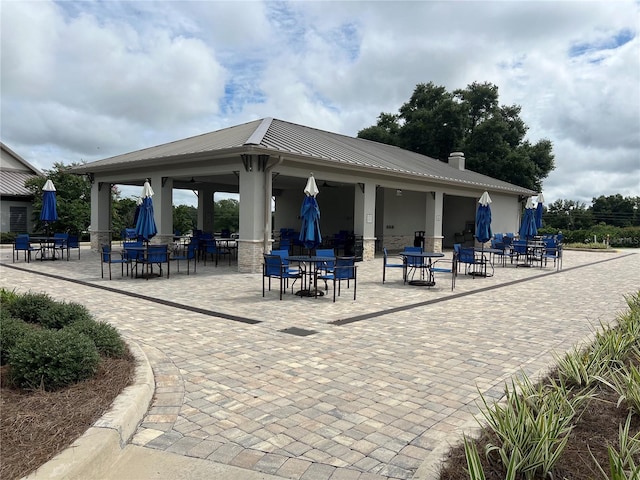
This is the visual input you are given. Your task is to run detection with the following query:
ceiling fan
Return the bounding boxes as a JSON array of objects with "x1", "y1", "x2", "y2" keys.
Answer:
[{"x1": 320, "y1": 180, "x2": 339, "y2": 188}]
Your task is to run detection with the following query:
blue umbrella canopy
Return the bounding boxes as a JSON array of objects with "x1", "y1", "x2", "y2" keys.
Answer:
[
  {"x1": 535, "y1": 193, "x2": 544, "y2": 229},
  {"x1": 135, "y1": 180, "x2": 157, "y2": 242},
  {"x1": 299, "y1": 175, "x2": 322, "y2": 250},
  {"x1": 519, "y1": 197, "x2": 538, "y2": 240},
  {"x1": 40, "y1": 179, "x2": 58, "y2": 223},
  {"x1": 475, "y1": 191, "x2": 492, "y2": 244},
  {"x1": 133, "y1": 197, "x2": 142, "y2": 227}
]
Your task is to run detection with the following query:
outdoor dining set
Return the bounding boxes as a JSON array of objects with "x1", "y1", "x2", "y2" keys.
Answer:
[
  {"x1": 12, "y1": 233, "x2": 81, "y2": 263},
  {"x1": 99, "y1": 233, "x2": 238, "y2": 280}
]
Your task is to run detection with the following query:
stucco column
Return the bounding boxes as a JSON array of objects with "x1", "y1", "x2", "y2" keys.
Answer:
[
  {"x1": 353, "y1": 181, "x2": 376, "y2": 261},
  {"x1": 237, "y1": 168, "x2": 265, "y2": 273},
  {"x1": 89, "y1": 181, "x2": 112, "y2": 251},
  {"x1": 425, "y1": 191, "x2": 444, "y2": 252},
  {"x1": 197, "y1": 186, "x2": 215, "y2": 233},
  {"x1": 149, "y1": 175, "x2": 173, "y2": 245}
]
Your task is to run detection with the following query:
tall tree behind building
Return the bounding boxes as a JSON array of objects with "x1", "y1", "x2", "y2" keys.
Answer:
[{"x1": 358, "y1": 81, "x2": 555, "y2": 192}]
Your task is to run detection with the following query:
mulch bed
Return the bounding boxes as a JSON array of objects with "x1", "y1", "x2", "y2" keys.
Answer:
[
  {"x1": 0, "y1": 353, "x2": 135, "y2": 480},
  {"x1": 439, "y1": 359, "x2": 640, "y2": 479}
]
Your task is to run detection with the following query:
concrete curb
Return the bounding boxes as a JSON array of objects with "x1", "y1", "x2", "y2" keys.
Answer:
[{"x1": 22, "y1": 341, "x2": 154, "y2": 480}]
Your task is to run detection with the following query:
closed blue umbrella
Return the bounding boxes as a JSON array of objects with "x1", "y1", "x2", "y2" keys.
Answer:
[
  {"x1": 519, "y1": 197, "x2": 538, "y2": 241},
  {"x1": 473, "y1": 191, "x2": 492, "y2": 277},
  {"x1": 299, "y1": 174, "x2": 322, "y2": 250},
  {"x1": 475, "y1": 191, "x2": 492, "y2": 244},
  {"x1": 40, "y1": 179, "x2": 58, "y2": 223},
  {"x1": 135, "y1": 180, "x2": 157, "y2": 242},
  {"x1": 40, "y1": 179, "x2": 58, "y2": 237},
  {"x1": 535, "y1": 193, "x2": 544, "y2": 229}
]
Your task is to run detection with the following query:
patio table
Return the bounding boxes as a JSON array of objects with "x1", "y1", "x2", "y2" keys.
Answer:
[
  {"x1": 123, "y1": 245, "x2": 170, "y2": 279},
  {"x1": 286, "y1": 255, "x2": 336, "y2": 297},
  {"x1": 30, "y1": 236, "x2": 60, "y2": 261},
  {"x1": 399, "y1": 251, "x2": 444, "y2": 286}
]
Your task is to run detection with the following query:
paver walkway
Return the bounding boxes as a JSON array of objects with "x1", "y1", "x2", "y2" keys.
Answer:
[{"x1": 1, "y1": 247, "x2": 638, "y2": 479}]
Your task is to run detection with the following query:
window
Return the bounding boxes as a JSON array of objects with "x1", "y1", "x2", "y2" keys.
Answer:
[{"x1": 10, "y1": 206, "x2": 27, "y2": 233}]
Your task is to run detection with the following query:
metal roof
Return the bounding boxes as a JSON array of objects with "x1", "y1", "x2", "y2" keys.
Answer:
[
  {"x1": 73, "y1": 118, "x2": 535, "y2": 195},
  {"x1": 0, "y1": 171, "x2": 38, "y2": 197}
]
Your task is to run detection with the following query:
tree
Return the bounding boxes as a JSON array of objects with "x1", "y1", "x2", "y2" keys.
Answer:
[
  {"x1": 543, "y1": 199, "x2": 593, "y2": 230},
  {"x1": 112, "y1": 197, "x2": 138, "y2": 236},
  {"x1": 173, "y1": 205, "x2": 197, "y2": 235},
  {"x1": 214, "y1": 199, "x2": 239, "y2": 232},
  {"x1": 358, "y1": 81, "x2": 555, "y2": 192},
  {"x1": 24, "y1": 163, "x2": 91, "y2": 235},
  {"x1": 591, "y1": 194, "x2": 639, "y2": 227}
]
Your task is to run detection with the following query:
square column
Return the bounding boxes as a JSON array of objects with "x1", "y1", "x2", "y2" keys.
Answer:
[
  {"x1": 425, "y1": 191, "x2": 444, "y2": 252},
  {"x1": 353, "y1": 182, "x2": 376, "y2": 261},
  {"x1": 89, "y1": 181, "x2": 112, "y2": 251},
  {"x1": 197, "y1": 186, "x2": 215, "y2": 233},
  {"x1": 238, "y1": 168, "x2": 266, "y2": 273},
  {"x1": 150, "y1": 175, "x2": 173, "y2": 245}
]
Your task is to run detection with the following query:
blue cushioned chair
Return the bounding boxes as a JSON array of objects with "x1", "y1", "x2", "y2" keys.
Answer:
[
  {"x1": 402, "y1": 246, "x2": 423, "y2": 283},
  {"x1": 263, "y1": 254, "x2": 302, "y2": 300},
  {"x1": 139, "y1": 245, "x2": 170, "y2": 279},
  {"x1": 382, "y1": 248, "x2": 404, "y2": 284},
  {"x1": 430, "y1": 252, "x2": 457, "y2": 291},
  {"x1": 13, "y1": 235, "x2": 39, "y2": 263},
  {"x1": 101, "y1": 244, "x2": 130, "y2": 280},
  {"x1": 171, "y1": 241, "x2": 197, "y2": 275},
  {"x1": 318, "y1": 256, "x2": 357, "y2": 302},
  {"x1": 66, "y1": 235, "x2": 81, "y2": 260},
  {"x1": 53, "y1": 233, "x2": 69, "y2": 260}
]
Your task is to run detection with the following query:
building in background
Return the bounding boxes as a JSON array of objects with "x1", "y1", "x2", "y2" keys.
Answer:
[{"x1": 0, "y1": 143, "x2": 42, "y2": 234}]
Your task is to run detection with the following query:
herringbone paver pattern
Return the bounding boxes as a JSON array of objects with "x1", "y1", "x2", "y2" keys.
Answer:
[{"x1": 1, "y1": 247, "x2": 637, "y2": 479}]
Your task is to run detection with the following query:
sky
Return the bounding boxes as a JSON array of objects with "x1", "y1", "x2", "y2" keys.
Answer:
[{"x1": 1, "y1": 0, "x2": 639, "y2": 208}]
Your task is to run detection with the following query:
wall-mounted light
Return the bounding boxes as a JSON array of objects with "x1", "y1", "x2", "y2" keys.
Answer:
[{"x1": 396, "y1": 189, "x2": 403, "y2": 197}]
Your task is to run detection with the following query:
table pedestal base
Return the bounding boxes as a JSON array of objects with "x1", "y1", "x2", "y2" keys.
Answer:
[
  {"x1": 408, "y1": 280, "x2": 435, "y2": 287},
  {"x1": 295, "y1": 289, "x2": 325, "y2": 297}
]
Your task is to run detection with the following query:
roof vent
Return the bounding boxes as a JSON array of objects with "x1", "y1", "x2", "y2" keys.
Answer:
[{"x1": 448, "y1": 152, "x2": 465, "y2": 170}]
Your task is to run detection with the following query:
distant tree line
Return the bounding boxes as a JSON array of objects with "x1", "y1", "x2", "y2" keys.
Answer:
[{"x1": 542, "y1": 195, "x2": 640, "y2": 230}]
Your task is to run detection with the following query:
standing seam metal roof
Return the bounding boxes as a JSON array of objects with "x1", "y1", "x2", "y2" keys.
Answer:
[{"x1": 74, "y1": 118, "x2": 535, "y2": 194}]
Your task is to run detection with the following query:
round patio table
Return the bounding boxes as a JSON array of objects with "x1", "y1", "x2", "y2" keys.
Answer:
[
  {"x1": 286, "y1": 255, "x2": 336, "y2": 297},
  {"x1": 399, "y1": 251, "x2": 444, "y2": 286}
]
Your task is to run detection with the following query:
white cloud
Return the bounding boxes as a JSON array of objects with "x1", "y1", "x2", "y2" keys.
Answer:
[{"x1": 1, "y1": 0, "x2": 638, "y2": 208}]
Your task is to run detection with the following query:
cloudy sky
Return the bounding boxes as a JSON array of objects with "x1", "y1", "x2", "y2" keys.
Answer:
[{"x1": 2, "y1": 0, "x2": 638, "y2": 207}]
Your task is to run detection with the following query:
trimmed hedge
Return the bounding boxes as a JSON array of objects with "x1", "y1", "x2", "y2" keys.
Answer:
[
  {"x1": 8, "y1": 329, "x2": 100, "y2": 391},
  {"x1": 65, "y1": 320, "x2": 126, "y2": 358},
  {"x1": 4, "y1": 292, "x2": 56, "y2": 324},
  {"x1": 1, "y1": 288, "x2": 127, "y2": 391},
  {"x1": 39, "y1": 301, "x2": 93, "y2": 330},
  {"x1": 0, "y1": 313, "x2": 33, "y2": 366}
]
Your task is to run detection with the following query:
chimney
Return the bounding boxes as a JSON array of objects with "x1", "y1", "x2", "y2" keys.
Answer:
[{"x1": 448, "y1": 152, "x2": 465, "y2": 170}]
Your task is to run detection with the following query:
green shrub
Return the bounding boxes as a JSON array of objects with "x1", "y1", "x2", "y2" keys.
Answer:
[
  {"x1": 65, "y1": 319, "x2": 126, "y2": 358},
  {"x1": 0, "y1": 314, "x2": 34, "y2": 366},
  {"x1": 6, "y1": 292, "x2": 56, "y2": 324},
  {"x1": 39, "y1": 301, "x2": 93, "y2": 330},
  {"x1": 0, "y1": 232, "x2": 18, "y2": 244},
  {"x1": 0, "y1": 288, "x2": 19, "y2": 306},
  {"x1": 8, "y1": 328, "x2": 100, "y2": 391}
]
